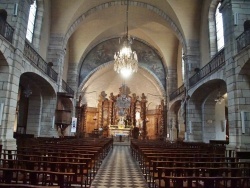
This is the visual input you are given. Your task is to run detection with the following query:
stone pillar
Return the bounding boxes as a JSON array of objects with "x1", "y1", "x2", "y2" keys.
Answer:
[
  {"x1": 202, "y1": 99, "x2": 216, "y2": 143},
  {"x1": 167, "y1": 69, "x2": 177, "y2": 94},
  {"x1": 67, "y1": 62, "x2": 78, "y2": 98},
  {"x1": 186, "y1": 98, "x2": 203, "y2": 142},
  {"x1": 168, "y1": 111, "x2": 175, "y2": 140},
  {"x1": 182, "y1": 40, "x2": 200, "y2": 142},
  {"x1": 0, "y1": 0, "x2": 34, "y2": 149},
  {"x1": 220, "y1": 0, "x2": 250, "y2": 150},
  {"x1": 183, "y1": 40, "x2": 200, "y2": 89},
  {"x1": 177, "y1": 108, "x2": 185, "y2": 139},
  {"x1": 171, "y1": 117, "x2": 177, "y2": 141},
  {"x1": 166, "y1": 69, "x2": 176, "y2": 138},
  {"x1": 47, "y1": 34, "x2": 66, "y2": 92}
]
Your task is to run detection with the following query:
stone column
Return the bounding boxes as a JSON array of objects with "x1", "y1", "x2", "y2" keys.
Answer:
[
  {"x1": 182, "y1": 39, "x2": 200, "y2": 90},
  {"x1": 47, "y1": 34, "x2": 66, "y2": 92},
  {"x1": 220, "y1": 0, "x2": 250, "y2": 150},
  {"x1": 186, "y1": 98, "x2": 203, "y2": 142},
  {"x1": 0, "y1": 0, "x2": 34, "y2": 149},
  {"x1": 167, "y1": 69, "x2": 177, "y2": 94},
  {"x1": 182, "y1": 40, "x2": 200, "y2": 142},
  {"x1": 166, "y1": 69, "x2": 176, "y2": 139}
]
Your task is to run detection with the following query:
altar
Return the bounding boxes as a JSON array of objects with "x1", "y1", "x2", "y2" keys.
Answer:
[
  {"x1": 109, "y1": 125, "x2": 131, "y2": 137},
  {"x1": 109, "y1": 125, "x2": 131, "y2": 142}
]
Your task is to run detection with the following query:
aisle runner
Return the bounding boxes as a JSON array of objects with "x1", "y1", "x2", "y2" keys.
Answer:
[{"x1": 91, "y1": 145, "x2": 148, "y2": 188}]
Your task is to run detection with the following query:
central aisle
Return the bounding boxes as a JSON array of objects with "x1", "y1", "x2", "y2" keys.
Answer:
[{"x1": 90, "y1": 145, "x2": 148, "y2": 188}]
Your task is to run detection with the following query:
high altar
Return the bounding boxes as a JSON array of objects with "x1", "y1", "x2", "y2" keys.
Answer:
[
  {"x1": 109, "y1": 125, "x2": 131, "y2": 137},
  {"x1": 75, "y1": 85, "x2": 165, "y2": 139}
]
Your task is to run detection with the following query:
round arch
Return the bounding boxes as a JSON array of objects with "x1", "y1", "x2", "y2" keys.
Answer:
[
  {"x1": 188, "y1": 79, "x2": 227, "y2": 142},
  {"x1": 78, "y1": 62, "x2": 165, "y2": 109},
  {"x1": 78, "y1": 38, "x2": 166, "y2": 89},
  {"x1": 0, "y1": 51, "x2": 10, "y2": 135},
  {"x1": 63, "y1": 0, "x2": 187, "y2": 54},
  {"x1": 16, "y1": 72, "x2": 57, "y2": 137},
  {"x1": 208, "y1": 0, "x2": 221, "y2": 57}
]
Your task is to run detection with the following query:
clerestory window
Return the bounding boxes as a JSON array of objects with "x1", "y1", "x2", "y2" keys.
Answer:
[
  {"x1": 215, "y1": 2, "x2": 224, "y2": 51},
  {"x1": 26, "y1": 0, "x2": 37, "y2": 43}
]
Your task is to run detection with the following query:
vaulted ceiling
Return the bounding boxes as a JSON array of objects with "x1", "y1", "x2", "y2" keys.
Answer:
[{"x1": 49, "y1": 0, "x2": 204, "y2": 108}]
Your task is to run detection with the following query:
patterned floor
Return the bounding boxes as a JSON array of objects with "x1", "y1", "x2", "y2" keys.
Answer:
[{"x1": 90, "y1": 145, "x2": 148, "y2": 188}]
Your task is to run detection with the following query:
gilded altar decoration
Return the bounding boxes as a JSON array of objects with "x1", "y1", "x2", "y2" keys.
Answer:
[
  {"x1": 77, "y1": 85, "x2": 164, "y2": 140},
  {"x1": 115, "y1": 84, "x2": 131, "y2": 117}
]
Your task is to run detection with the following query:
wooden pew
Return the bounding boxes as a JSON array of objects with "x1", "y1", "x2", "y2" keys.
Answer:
[
  {"x1": 0, "y1": 183, "x2": 59, "y2": 187},
  {"x1": 156, "y1": 176, "x2": 250, "y2": 188},
  {"x1": 130, "y1": 140, "x2": 250, "y2": 188},
  {"x1": 154, "y1": 166, "x2": 250, "y2": 188},
  {"x1": 0, "y1": 137, "x2": 113, "y2": 187},
  {"x1": 149, "y1": 160, "x2": 250, "y2": 186}
]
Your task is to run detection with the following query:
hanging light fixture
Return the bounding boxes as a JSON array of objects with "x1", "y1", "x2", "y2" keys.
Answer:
[
  {"x1": 114, "y1": 0, "x2": 138, "y2": 78},
  {"x1": 23, "y1": 84, "x2": 32, "y2": 98},
  {"x1": 215, "y1": 88, "x2": 224, "y2": 104}
]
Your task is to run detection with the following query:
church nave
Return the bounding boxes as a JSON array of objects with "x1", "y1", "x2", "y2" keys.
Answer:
[{"x1": 91, "y1": 145, "x2": 148, "y2": 188}]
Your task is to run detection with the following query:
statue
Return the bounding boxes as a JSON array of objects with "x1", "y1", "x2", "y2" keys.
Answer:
[
  {"x1": 99, "y1": 91, "x2": 107, "y2": 101},
  {"x1": 109, "y1": 92, "x2": 115, "y2": 101},
  {"x1": 141, "y1": 93, "x2": 147, "y2": 102},
  {"x1": 131, "y1": 93, "x2": 138, "y2": 102},
  {"x1": 77, "y1": 95, "x2": 82, "y2": 107}
]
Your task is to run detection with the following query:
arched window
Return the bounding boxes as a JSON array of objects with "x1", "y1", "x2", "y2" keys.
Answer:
[
  {"x1": 215, "y1": 2, "x2": 224, "y2": 51},
  {"x1": 0, "y1": 9, "x2": 7, "y2": 21},
  {"x1": 208, "y1": 0, "x2": 225, "y2": 57},
  {"x1": 26, "y1": 0, "x2": 37, "y2": 43}
]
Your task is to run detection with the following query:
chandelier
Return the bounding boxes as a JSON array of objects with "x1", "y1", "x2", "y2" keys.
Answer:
[
  {"x1": 215, "y1": 90, "x2": 224, "y2": 104},
  {"x1": 114, "y1": 0, "x2": 138, "y2": 78}
]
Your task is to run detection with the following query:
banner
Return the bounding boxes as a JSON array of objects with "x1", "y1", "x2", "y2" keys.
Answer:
[{"x1": 71, "y1": 117, "x2": 77, "y2": 133}]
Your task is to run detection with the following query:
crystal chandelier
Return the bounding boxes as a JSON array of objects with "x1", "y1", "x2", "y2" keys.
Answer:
[{"x1": 114, "y1": 0, "x2": 138, "y2": 78}]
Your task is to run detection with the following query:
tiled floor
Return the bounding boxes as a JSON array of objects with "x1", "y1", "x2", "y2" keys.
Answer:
[{"x1": 90, "y1": 145, "x2": 148, "y2": 188}]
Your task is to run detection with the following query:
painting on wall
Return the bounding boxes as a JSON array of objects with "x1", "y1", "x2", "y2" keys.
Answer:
[{"x1": 79, "y1": 38, "x2": 166, "y2": 88}]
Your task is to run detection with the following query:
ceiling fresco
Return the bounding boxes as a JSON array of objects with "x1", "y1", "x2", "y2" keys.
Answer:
[{"x1": 79, "y1": 38, "x2": 166, "y2": 88}]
